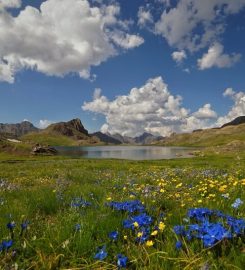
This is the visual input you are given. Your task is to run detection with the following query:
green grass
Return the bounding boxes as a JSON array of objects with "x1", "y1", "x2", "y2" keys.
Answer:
[
  {"x1": 0, "y1": 153, "x2": 244, "y2": 269},
  {"x1": 21, "y1": 132, "x2": 78, "y2": 146}
]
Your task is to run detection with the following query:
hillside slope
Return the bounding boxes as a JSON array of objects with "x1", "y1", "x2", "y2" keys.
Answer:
[
  {"x1": 159, "y1": 123, "x2": 245, "y2": 147},
  {"x1": 221, "y1": 116, "x2": 245, "y2": 128}
]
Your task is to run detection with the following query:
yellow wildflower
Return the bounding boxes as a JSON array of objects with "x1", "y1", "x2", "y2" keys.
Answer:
[
  {"x1": 146, "y1": 240, "x2": 154, "y2": 247},
  {"x1": 137, "y1": 232, "x2": 143, "y2": 237},
  {"x1": 219, "y1": 185, "x2": 227, "y2": 192},
  {"x1": 151, "y1": 230, "x2": 158, "y2": 236},
  {"x1": 159, "y1": 222, "x2": 166, "y2": 231},
  {"x1": 133, "y1": 222, "x2": 139, "y2": 228}
]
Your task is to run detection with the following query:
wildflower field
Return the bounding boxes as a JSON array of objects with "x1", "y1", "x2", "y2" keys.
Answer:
[{"x1": 0, "y1": 153, "x2": 244, "y2": 269}]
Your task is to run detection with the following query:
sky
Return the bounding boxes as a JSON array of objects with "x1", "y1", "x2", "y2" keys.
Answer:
[{"x1": 0, "y1": 0, "x2": 245, "y2": 136}]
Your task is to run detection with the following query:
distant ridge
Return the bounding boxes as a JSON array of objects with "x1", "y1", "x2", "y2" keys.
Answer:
[
  {"x1": 221, "y1": 116, "x2": 245, "y2": 128},
  {"x1": 0, "y1": 121, "x2": 39, "y2": 137},
  {"x1": 92, "y1": 131, "x2": 164, "y2": 145},
  {"x1": 92, "y1": 132, "x2": 121, "y2": 144},
  {"x1": 109, "y1": 133, "x2": 135, "y2": 144},
  {"x1": 134, "y1": 132, "x2": 164, "y2": 144}
]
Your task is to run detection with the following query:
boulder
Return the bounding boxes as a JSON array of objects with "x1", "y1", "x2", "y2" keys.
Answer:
[{"x1": 31, "y1": 144, "x2": 58, "y2": 155}]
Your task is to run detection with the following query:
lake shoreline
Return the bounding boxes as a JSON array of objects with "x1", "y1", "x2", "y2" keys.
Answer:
[{"x1": 54, "y1": 145, "x2": 200, "y2": 160}]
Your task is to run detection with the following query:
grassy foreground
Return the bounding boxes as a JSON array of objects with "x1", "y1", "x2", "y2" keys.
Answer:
[{"x1": 0, "y1": 153, "x2": 244, "y2": 269}]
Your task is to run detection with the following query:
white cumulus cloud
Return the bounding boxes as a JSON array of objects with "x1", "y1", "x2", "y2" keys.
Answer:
[
  {"x1": 38, "y1": 119, "x2": 54, "y2": 129},
  {"x1": 198, "y1": 43, "x2": 241, "y2": 69},
  {"x1": 0, "y1": 0, "x2": 21, "y2": 9},
  {"x1": 172, "y1": 50, "x2": 187, "y2": 64},
  {"x1": 192, "y1": 104, "x2": 217, "y2": 119},
  {"x1": 216, "y1": 88, "x2": 245, "y2": 126},
  {"x1": 110, "y1": 31, "x2": 144, "y2": 49},
  {"x1": 155, "y1": 0, "x2": 245, "y2": 52},
  {"x1": 82, "y1": 76, "x2": 218, "y2": 136},
  {"x1": 137, "y1": 6, "x2": 153, "y2": 27},
  {"x1": 0, "y1": 0, "x2": 144, "y2": 83}
]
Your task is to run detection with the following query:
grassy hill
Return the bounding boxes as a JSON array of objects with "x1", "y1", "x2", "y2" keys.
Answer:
[
  {"x1": 21, "y1": 132, "x2": 79, "y2": 146},
  {"x1": 159, "y1": 123, "x2": 245, "y2": 147},
  {"x1": 0, "y1": 137, "x2": 32, "y2": 155}
]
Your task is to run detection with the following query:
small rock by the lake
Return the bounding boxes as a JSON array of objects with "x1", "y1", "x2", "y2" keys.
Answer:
[{"x1": 31, "y1": 144, "x2": 58, "y2": 155}]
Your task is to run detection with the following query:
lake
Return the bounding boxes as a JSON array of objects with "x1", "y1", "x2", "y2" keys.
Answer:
[{"x1": 55, "y1": 146, "x2": 197, "y2": 160}]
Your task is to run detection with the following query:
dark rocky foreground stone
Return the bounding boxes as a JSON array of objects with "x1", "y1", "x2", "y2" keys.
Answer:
[{"x1": 31, "y1": 144, "x2": 58, "y2": 155}]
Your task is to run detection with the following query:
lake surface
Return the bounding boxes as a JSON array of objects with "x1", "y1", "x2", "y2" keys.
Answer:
[{"x1": 55, "y1": 146, "x2": 197, "y2": 160}]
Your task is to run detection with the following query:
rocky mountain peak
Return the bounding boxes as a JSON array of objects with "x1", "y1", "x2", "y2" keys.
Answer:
[{"x1": 67, "y1": 118, "x2": 88, "y2": 135}]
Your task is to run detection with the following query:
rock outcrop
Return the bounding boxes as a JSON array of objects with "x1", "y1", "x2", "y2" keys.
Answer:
[{"x1": 45, "y1": 118, "x2": 89, "y2": 139}]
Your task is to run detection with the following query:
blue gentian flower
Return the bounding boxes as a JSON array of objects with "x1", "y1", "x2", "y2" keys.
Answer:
[
  {"x1": 173, "y1": 225, "x2": 186, "y2": 236},
  {"x1": 123, "y1": 213, "x2": 152, "y2": 230},
  {"x1": 117, "y1": 254, "x2": 128, "y2": 268},
  {"x1": 175, "y1": 241, "x2": 182, "y2": 250},
  {"x1": 7, "y1": 221, "x2": 15, "y2": 230},
  {"x1": 109, "y1": 231, "x2": 119, "y2": 241},
  {"x1": 174, "y1": 208, "x2": 244, "y2": 248},
  {"x1": 108, "y1": 200, "x2": 145, "y2": 213},
  {"x1": 94, "y1": 245, "x2": 107, "y2": 260},
  {"x1": 187, "y1": 208, "x2": 213, "y2": 222},
  {"x1": 227, "y1": 216, "x2": 245, "y2": 235},
  {"x1": 1, "y1": 240, "x2": 13, "y2": 250}
]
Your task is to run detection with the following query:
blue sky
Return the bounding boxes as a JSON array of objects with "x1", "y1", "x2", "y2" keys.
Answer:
[{"x1": 0, "y1": 0, "x2": 245, "y2": 136}]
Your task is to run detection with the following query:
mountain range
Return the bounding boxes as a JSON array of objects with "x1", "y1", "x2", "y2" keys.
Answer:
[
  {"x1": 0, "y1": 118, "x2": 164, "y2": 145},
  {"x1": 1, "y1": 116, "x2": 245, "y2": 147}
]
